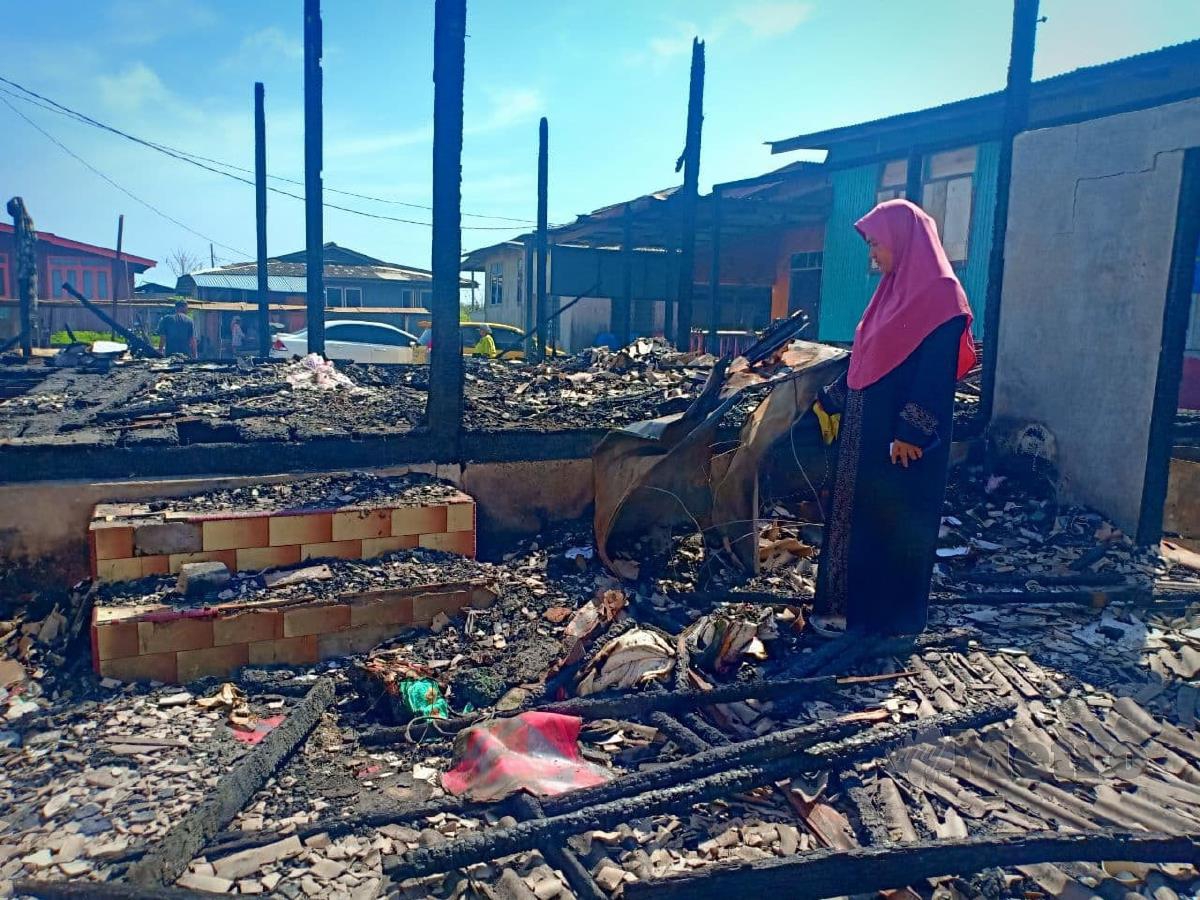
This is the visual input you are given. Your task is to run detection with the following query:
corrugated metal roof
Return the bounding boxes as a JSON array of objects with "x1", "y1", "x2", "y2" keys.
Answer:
[{"x1": 187, "y1": 273, "x2": 308, "y2": 292}]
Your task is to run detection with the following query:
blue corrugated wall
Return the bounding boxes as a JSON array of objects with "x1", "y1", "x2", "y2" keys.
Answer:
[{"x1": 816, "y1": 141, "x2": 998, "y2": 341}]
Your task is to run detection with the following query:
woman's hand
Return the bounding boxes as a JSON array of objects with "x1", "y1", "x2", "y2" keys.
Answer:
[{"x1": 891, "y1": 439, "x2": 923, "y2": 467}]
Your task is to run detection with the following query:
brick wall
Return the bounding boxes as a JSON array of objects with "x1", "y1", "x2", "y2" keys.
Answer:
[
  {"x1": 92, "y1": 581, "x2": 496, "y2": 683},
  {"x1": 88, "y1": 493, "x2": 476, "y2": 584}
]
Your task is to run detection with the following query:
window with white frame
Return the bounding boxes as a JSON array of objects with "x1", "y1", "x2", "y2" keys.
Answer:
[
  {"x1": 873, "y1": 147, "x2": 976, "y2": 264},
  {"x1": 489, "y1": 262, "x2": 504, "y2": 305},
  {"x1": 49, "y1": 256, "x2": 111, "y2": 300}
]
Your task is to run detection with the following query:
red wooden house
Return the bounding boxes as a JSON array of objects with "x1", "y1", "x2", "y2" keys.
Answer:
[{"x1": 0, "y1": 222, "x2": 155, "y2": 301}]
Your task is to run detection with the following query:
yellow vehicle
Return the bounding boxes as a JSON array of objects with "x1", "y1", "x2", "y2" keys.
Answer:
[{"x1": 460, "y1": 322, "x2": 564, "y2": 359}]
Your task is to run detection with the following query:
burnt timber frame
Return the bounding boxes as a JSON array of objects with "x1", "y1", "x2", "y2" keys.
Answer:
[
  {"x1": 254, "y1": 82, "x2": 271, "y2": 359},
  {"x1": 303, "y1": 0, "x2": 325, "y2": 356}
]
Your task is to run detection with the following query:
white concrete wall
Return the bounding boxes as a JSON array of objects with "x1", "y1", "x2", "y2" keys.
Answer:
[{"x1": 994, "y1": 96, "x2": 1200, "y2": 533}]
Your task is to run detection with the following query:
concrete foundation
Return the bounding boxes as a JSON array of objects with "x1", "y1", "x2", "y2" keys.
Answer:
[{"x1": 994, "y1": 97, "x2": 1200, "y2": 536}]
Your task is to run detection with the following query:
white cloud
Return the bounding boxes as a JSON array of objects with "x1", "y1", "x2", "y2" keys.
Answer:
[
  {"x1": 221, "y1": 26, "x2": 303, "y2": 70},
  {"x1": 97, "y1": 63, "x2": 173, "y2": 115},
  {"x1": 105, "y1": 0, "x2": 216, "y2": 46},
  {"x1": 733, "y1": 1, "x2": 813, "y2": 38},
  {"x1": 468, "y1": 87, "x2": 545, "y2": 134},
  {"x1": 327, "y1": 125, "x2": 434, "y2": 159}
]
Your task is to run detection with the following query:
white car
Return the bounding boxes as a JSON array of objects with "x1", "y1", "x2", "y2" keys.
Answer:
[{"x1": 271, "y1": 320, "x2": 421, "y2": 364}]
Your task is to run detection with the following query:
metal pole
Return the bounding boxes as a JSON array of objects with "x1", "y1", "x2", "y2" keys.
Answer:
[
  {"x1": 979, "y1": 0, "x2": 1040, "y2": 422},
  {"x1": 673, "y1": 37, "x2": 705, "y2": 350},
  {"x1": 303, "y1": 0, "x2": 325, "y2": 355},
  {"x1": 535, "y1": 117, "x2": 549, "y2": 360},
  {"x1": 6, "y1": 197, "x2": 37, "y2": 357},
  {"x1": 255, "y1": 81, "x2": 271, "y2": 358},
  {"x1": 706, "y1": 189, "x2": 722, "y2": 354},
  {"x1": 112, "y1": 214, "x2": 124, "y2": 340},
  {"x1": 618, "y1": 202, "x2": 633, "y2": 346},
  {"x1": 427, "y1": 0, "x2": 466, "y2": 446}
]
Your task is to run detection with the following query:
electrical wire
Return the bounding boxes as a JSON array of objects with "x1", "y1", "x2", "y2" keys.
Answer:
[
  {"x1": 1, "y1": 94, "x2": 251, "y2": 258},
  {"x1": 0, "y1": 75, "x2": 541, "y2": 229}
]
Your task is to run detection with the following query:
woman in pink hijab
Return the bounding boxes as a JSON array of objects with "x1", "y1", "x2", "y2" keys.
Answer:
[{"x1": 810, "y1": 199, "x2": 976, "y2": 637}]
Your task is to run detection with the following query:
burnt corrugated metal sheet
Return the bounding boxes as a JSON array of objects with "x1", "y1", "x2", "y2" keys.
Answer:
[{"x1": 816, "y1": 163, "x2": 880, "y2": 341}]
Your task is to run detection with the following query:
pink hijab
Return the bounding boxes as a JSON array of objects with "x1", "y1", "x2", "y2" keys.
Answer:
[{"x1": 847, "y1": 199, "x2": 976, "y2": 390}]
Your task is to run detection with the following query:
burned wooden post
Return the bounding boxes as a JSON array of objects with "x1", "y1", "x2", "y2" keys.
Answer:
[
  {"x1": 112, "y1": 214, "x2": 124, "y2": 341},
  {"x1": 535, "y1": 116, "x2": 549, "y2": 360},
  {"x1": 618, "y1": 202, "x2": 634, "y2": 345},
  {"x1": 672, "y1": 38, "x2": 705, "y2": 350},
  {"x1": 303, "y1": 0, "x2": 325, "y2": 355},
  {"x1": 426, "y1": 0, "x2": 466, "y2": 445},
  {"x1": 6, "y1": 196, "x2": 38, "y2": 356},
  {"x1": 706, "y1": 187, "x2": 722, "y2": 353},
  {"x1": 979, "y1": 0, "x2": 1040, "y2": 421},
  {"x1": 254, "y1": 81, "x2": 271, "y2": 358},
  {"x1": 904, "y1": 151, "x2": 923, "y2": 205},
  {"x1": 61, "y1": 283, "x2": 161, "y2": 358}
]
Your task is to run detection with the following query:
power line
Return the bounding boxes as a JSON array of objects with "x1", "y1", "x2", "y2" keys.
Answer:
[
  {"x1": 1, "y1": 94, "x2": 252, "y2": 258},
  {"x1": 0, "y1": 75, "x2": 540, "y2": 229}
]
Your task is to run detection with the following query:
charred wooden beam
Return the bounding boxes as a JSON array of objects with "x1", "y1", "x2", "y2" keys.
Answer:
[
  {"x1": 303, "y1": 0, "x2": 325, "y2": 355},
  {"x1": 126, "y1": 678, "x2": 335, "y2": 888},
  {"x1": 672, "y1": 38, "x2": 705, "y2": 348},
  {"x1": 647, "y1": 711, "x2": 710, "y2": 755},
  {"x1": 61, "y1": 283, "x2": 161, "y2": 358},
  {"x1": 535, "y1": 116, "x2": 549, "y2": 358},
  {"x1": 384, "y1": 702, "x2": 1013, "y2": 881},
  {"x1": 254, "y1": 81, "x2": 271, "y2": 359},
  {"x1": 952, "y1": 572, "x2": 1124, "y2": 587},
  {"x1": 624, "y1": 830, "x2": 1200, "y2": 900},
  {"x1": 510, "y1": 794, "x2": 605, "y2": 900},
  {"x1": 937, "y1": 588, "x2": 1134, "y2": 607}
]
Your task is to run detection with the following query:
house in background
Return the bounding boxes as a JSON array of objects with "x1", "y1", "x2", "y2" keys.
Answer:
[
  {"x1": 0, "y1": 222, "x2": 155, "y2": 302},
  {"x1": 177, "y1": 243, "x2": 437, "y2": 310},
  {"x1": 768, "y1": 38, "x2": 1200, "y2": 342}
]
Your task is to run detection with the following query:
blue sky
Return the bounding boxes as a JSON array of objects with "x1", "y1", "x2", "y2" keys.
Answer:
[{"x1": 2, "y1": 0, "x2": 1198, "y2": 286}]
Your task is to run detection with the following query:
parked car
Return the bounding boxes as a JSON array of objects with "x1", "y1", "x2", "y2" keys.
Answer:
[
  {"x1": 271, "y1": 320, "x2": 420, "y2": 364},
  {"x1": 459, "y1": 321, "x2": 564, "y2": 359}
]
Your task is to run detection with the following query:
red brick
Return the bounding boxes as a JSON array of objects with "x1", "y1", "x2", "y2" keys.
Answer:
[
  {"x1": 317, "y1": 624, "x2": 399, "y2": 661},
  {"x1": 99, "y1": 652, "x2": 177, "y2": 683},
  {"x1": 331, "y1": 508, "x2": 392, "y2": 541},
  {"x1": 94, "y1": 621, "x2": 140, "y2": 661},
  {"x1": 348, "y1": 591, "x2": 414, "y2": 627},
  {"x1": 418, "y1": 531, "x2": 476, "y2": 557},
  {"x1": 91, "y1": 523, "x2": 134, "y2": 561},
  {"x1": 133, "y1": 521, "x2": 203, "y2": 556},
  {"x1": 392, "y1": 505, "x2": 448, "y2": 537},
  {"x1": 202, "y1": 517, "x2": 270, "y2": 552},
  {"x1": 248, "y1": 635, "x2": 319, "y2": 666},
  {"x1": 300, "y1": 540, "x2": 363, "y2": 561},
  {"x1": 96, "y1": 557, "x2": 143, "y2": 584},
  {"x1": 411, "y1": 590, "x2": 471, "y2": 626},
  {"x1": 140, "y1": 555, "x2": 171, "y2": 577},
  {"x1": 269, "y1": 513, "x2": 332, "y2": 547},
  {"x1": 361, "y1": 535, "x2": 419, "y2": 558},
  {"x1": 213, "y1": 610, "x2": 282, "y2": 646},
  {"x1": 177, "y1": 643, "x2": 249, "y2": 682},
  {"x1": 168, "y1": 550, "x2": 238, "y2": 574},
  {"x1": 138, "y1": 617, "x2": 213, "y2": 655},
  {"x1": 282, "y1": 603, "x2": 351, "y2": 638},
  {"x1": 445, "y1": 502, "x2": 475, "y2": 533},
  {"x1": 236, "y1": 545, "x2": 301, "y2": 571}
]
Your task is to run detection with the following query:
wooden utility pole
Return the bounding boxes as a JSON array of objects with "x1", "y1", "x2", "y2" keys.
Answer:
[
  {"x1": 706, "y1": 189, "x2": 722, "y2": 353},
  {"x1": 112, "y1": 214, "x2": 125, "y2": 339},
  {"x1": 6, "y1": 197, "x2": 37, "y2": 356},
  {"x1": 673, "y1": 38, "x2": 705, "y2": 350},
  {"x1": 255, "y1": 81, "x2": 271, "y2": 358},
  {"x1": 426, "y1": 0, "x2": 466, "y2": 446},
  {"x1": 535, "y1": 117, "x2": 549, "y2": 359},
  {"x1": 303, "y1": 0, "x2": 325, "y2": 355},
  {"x1": 979, "y1": 0, "x2": 1040, "y2": 421}
]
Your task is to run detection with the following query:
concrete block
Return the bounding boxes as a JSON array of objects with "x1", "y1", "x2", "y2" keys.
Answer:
[
  {"x1": 91, "y1": 523, "x2": 134, "y2": 561},
  {"x1": 99, "y1": 651, "x2": 178, "y2": 683},
  {"x1": 237, "y1": 545, "x2": 302, "y2": 572},
  {"x1": 282, "y1": 603, "x2": 351, "y2": 638},
  {"x1": 392, "y1": 506, "x2": 448, "y2": 537},
  {"x1": 138, "y1": 616, "x2": 214, "y2": 655},
  {"x1": 300, "y1": 540, "x2": 363, "y2": 561},
  {"x1": 203, "y1": 517, "x2": 270, "y2": 552},
  {"x1": 133, "y1": 521, "x2": 203, "y2": 556},
  {"x1": 419, "y1": 530, "x2": 476, "y2": 557},
  {"x1": 411, "y1": 591, "x2": 470, "y2": 626},
  {"x1": 96, "y1": 557, "x2": 143, "y2": 584},
  {"x1": 348, "y1": 591, "x2": 415, "y2": 628},
  {"x1": 332, "y1": 508, "x2": 392, "y2": 541},
  {"x1": 140, "y1": 555, "x2": 171, "y2": 577},
  {"x1": 316, "y1": 624, "x2": 398, "y2": 661},
  {"x1": 214, "y1": 610, "x2": 282, "y2": 646},
  {"x1": 362, "y1": 535, "x2": 418, "y2": 558},
  {"x1": 95, "y1": 621, "x2": 140, "y2": 661},
  {"x1": 269, "y1": 513, "x2": 332, "y2": 547},
  {"x1": 445, "y1": 502, "x2": 475, "y2": 533},
  {"x1": 177, "y1": 562, "x2": 232, "y2": 597},
  {"x1": 248, "y1": 635, "x2": 319, "y2": 666},
  {"x1": 168, "y1": 550, "x2": 238, "y2": 574},
  {"x1": 177, "y1": 643, "x2": 249, "y2": 683}
]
